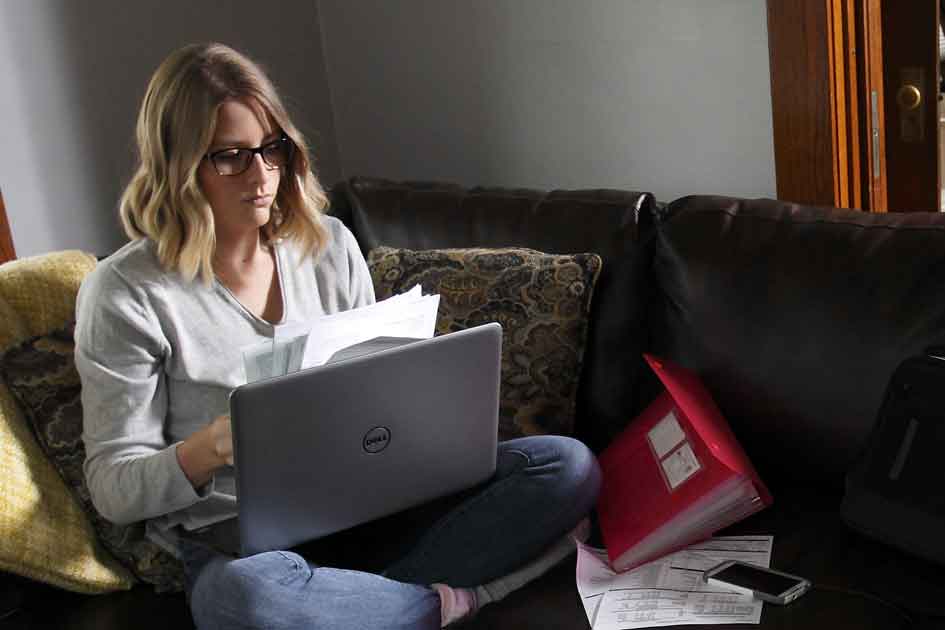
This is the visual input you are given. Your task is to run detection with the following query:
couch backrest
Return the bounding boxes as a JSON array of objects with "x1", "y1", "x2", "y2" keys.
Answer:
[
  {"x1": 650, "y1": 195, "x2": 945, "y2": 489},
  {"x1": 329, "y1": 176, "x2": 656, "y2": 452}
]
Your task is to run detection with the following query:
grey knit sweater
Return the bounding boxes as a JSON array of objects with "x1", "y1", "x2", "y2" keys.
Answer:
[{"x1": 75, "y1": 217, "x2": 374, "y2": 552}]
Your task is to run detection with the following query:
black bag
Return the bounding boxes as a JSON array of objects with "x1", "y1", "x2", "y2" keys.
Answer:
[{"x1": 841, "y1": 350, "x2": 945, "y2": 566}]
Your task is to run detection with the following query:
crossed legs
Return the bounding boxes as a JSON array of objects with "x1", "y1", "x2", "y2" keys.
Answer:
[{"x1": 185, "y1": 435, "x2": 601, "y2": 629}]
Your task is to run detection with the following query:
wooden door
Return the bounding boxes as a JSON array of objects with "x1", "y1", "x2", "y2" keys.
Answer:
[
  {"x1": 0, "y1": 190, "x2": 15, "y2": 264},
  {"x1": 768, "y1": 0, "x2": 862, "y2": 208},
  {"x1": 768, "y1": 0, "x2": 940, "y2": 212},
  {"x1": 875, "y1": 0, "x2": 940, "y2": 211}
]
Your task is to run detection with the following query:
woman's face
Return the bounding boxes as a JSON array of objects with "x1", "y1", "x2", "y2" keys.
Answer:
[{"x1": 198, "y1": 98, "x2": 282, "y2": 242}]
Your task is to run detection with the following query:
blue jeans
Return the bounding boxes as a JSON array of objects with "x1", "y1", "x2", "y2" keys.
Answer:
[{"x1": 181, "y1": 435, "x2": 601, "y2": 630}]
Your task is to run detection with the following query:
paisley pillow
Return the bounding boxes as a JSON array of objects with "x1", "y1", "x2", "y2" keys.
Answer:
[
  {"x1": 368, "y1": 246, "x2": 602, "y2": 439},
  {"x1": 0, "y1": 324, "x2": 185, "y2": 593}
]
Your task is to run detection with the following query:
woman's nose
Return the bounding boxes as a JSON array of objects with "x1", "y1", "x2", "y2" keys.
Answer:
[{"x1": 245, "y1": 153, "x2": 270, "y2": 183}]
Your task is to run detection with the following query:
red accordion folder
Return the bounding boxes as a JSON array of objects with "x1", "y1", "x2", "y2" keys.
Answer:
[{"x1": 597, "y1": 354, "x2": 772, "y2": 572}]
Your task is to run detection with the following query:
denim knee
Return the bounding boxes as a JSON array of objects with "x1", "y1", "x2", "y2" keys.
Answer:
[
  {"x1": 502, "y1": 434, "x2": 602, "y2": 515},
  {"x1": 190, "y1": 551, "x2": 311, "y2": 629},
  {"x1": 546, "y1": 435, "x2": 602, "y2": 512}
]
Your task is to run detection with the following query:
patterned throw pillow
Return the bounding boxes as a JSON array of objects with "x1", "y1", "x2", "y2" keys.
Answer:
[
  {"x1": 368, "y1": 246, "x2": 602, "y2": 439},
  {"x1": 0, "y1": 250, "x2": 134, "y2": 593},
  {"x1": 0, "y1": 324, "x2": 185, "y2": 593}
]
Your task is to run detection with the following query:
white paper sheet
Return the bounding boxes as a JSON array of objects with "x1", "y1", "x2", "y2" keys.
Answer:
[
  {"x1": 576, "y1": 536, "x2": 773, "y2": 629},
  {"x1": 240, "y1": 285, "x2": 440, "y2": 382},
  {"x1": 301, "y1": 286, "x2": 439, "y2": 368}
]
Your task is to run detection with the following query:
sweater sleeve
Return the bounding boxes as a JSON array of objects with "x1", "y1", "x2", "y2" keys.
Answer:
[
  {"x1": 340, "y1": 221, "x2": 376, "y2": 308},
  {"x1": 75, "y1": 265, "x2": 210, "y2": 526}
]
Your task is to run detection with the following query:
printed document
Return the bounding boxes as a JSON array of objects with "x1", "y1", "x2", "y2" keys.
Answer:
[
  {"x1": 576, "y1": 535, "x2": 773, "y2": 629},
  {"x1": 241, "y1": 286, "x2": 440, "y2": 382}
]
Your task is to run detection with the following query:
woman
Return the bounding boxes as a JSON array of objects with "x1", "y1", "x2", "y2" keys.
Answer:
[{"x1": 75, "y1": 42, "x2": 601, "y2": 629}]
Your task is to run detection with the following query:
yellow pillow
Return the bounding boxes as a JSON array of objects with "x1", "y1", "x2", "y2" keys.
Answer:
[
  {"x1": 0, "y1": 249, "x2": 98, "y2": 339},
  {"x1": 0, "y1": 292, "x2": 27, "y2": 356},
  {"x1": 0, "y1": 252, "x2": 133, "y2": 593}
]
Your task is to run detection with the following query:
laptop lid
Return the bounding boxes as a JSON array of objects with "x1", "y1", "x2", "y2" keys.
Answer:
[{"x1": 229, "y1": 322, "x2": 502, "y2": 557}]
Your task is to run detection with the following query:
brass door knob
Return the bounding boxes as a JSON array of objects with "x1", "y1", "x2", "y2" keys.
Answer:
[{"x1": 897, "y1": 84, "x2": 922, "y2": 110}]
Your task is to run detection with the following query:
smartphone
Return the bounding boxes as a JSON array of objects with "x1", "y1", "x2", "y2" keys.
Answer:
[{"x1": 702, "y1": 560, "x2": 811, "y2": 605}]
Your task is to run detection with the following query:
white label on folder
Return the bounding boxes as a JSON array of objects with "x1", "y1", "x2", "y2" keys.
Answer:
[
  {"x1": 662, "y1": 442, "x2": 701, "y2": 489},
  {"x1": 648, "y1": 410, "x2": 686, "y2": 459}
]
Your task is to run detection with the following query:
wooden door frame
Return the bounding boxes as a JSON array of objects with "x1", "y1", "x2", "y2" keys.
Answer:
[
  {"x1": 859, "y1": 0, "x2": 888, "y2": 211},
  {"x1": 0, "y1": 190, "x2": 15, "y2": 264},
  {"x1": 832, "y1": 0, "x2": 862, "y2": 211}
]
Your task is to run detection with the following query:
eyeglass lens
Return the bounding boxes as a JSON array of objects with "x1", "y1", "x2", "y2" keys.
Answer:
[{"x1": 210, "y1": 138, "x2": 292, "y2": 176}]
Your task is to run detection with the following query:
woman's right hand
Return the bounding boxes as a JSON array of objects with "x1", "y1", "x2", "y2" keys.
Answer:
[
  {"x1": 177, "y1": 414, "x2": 234, "y2": 489},
  {"x1": 207, "y1": 413, "x2": 234, "y2": 466}
]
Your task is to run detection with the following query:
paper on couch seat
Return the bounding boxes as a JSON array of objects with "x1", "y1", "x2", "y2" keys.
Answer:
[{"x1": 575, "y1": 535, "x2": 773, "y2": 629}]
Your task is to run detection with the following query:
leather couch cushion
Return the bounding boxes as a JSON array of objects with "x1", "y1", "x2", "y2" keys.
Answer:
[
  {"x1": 714, "y1": 488, "x2": 935, "y2": 627},
  {"x1": 368, "y1": 246, "x2": 602, "y2": 438},
  {"x1": 13, "y1": 579, "x2": 193, "y2": 630},
  {"x1": 651, "y1": 196, "x2": 945, "y2": 488},
  {"x1": 332, "y1": 177, "x2": 656, "y2": 451},
  {"x1": 14, "y1": 494, "x2": 926, "y2": 630}
]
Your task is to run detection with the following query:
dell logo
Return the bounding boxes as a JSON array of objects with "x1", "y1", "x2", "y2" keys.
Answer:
[{"x1": 363, "y1": 426, "x2": 391, "y2": 453}]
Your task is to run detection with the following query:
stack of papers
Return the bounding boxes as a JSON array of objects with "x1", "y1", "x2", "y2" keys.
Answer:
[
  {"x1": 242, "y1": 286, "x2": 440, "y2": 383},
  {"x1": 576, "y1": 535, "x2": 774, "y2": 629}
]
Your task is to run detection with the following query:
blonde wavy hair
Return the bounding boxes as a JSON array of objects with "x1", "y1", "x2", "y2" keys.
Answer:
[{"x1": 119, "y1": 42, "x2": 329, "y2": 284}]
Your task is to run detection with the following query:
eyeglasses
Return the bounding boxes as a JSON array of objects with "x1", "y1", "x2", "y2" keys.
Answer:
[{"x1": 204, "y1": 135, "x2": 294, "y2": 176}]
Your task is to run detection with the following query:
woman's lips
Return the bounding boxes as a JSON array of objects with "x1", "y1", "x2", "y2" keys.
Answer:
[{"x1": 244, "y1": 194, "x2": 272, "y2": 207}]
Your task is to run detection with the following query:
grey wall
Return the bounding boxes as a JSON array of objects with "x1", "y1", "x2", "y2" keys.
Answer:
[
  {"x1": 0, "y1": 0, "x2": 340, "y2": 257},
  {"x1": 2, "y1": 1, "x2": 776, "y2": 256},
  {"x1": 318, "y1": 0, "x2": 775, "y2": 202}
]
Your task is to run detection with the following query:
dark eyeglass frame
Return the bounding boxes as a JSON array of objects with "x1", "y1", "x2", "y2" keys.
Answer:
[{"x1": 204, "y1": 135, "x2": 294, "y2": 176}]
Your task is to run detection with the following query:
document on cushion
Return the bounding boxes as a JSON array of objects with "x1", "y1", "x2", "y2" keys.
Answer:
[
  {"x1": 575, "y1": 535, "x2": 773, "y2": 628},
  {"x1": 241, "y1": 286, "x2": 440, "y2": 382}
]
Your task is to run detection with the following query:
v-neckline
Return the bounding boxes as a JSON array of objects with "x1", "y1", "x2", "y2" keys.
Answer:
[{"x1": 213, "y1": 242, "x2": 287, "y2": 328}]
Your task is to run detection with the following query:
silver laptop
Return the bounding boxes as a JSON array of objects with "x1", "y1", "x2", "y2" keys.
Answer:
[{"x1": 229, "y1": 322, "x2": 502, "y2": 557}]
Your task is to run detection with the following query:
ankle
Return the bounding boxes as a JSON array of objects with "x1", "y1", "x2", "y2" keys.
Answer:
[
  {"x1": 475, "y1": 516, "x2": 592, "y2": 605},
  {"x1": 432, "y1": 583, "x2": 478, "y2": 627},
  {"x1": 432, "y1": 517, "x2": 592, "y2": 625},
  {"x1": 571, "y1": 515, "x2": 592, "y2": 544}
]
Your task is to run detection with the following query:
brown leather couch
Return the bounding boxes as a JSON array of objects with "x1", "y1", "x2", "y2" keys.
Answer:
[{"x1": 5, "y1": 177, "x2": 945, "y2": 629}]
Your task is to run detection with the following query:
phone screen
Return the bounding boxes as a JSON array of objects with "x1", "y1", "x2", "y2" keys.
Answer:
[{"x1": 712, "y1": 563, "x2": 803, "y2": 595}]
